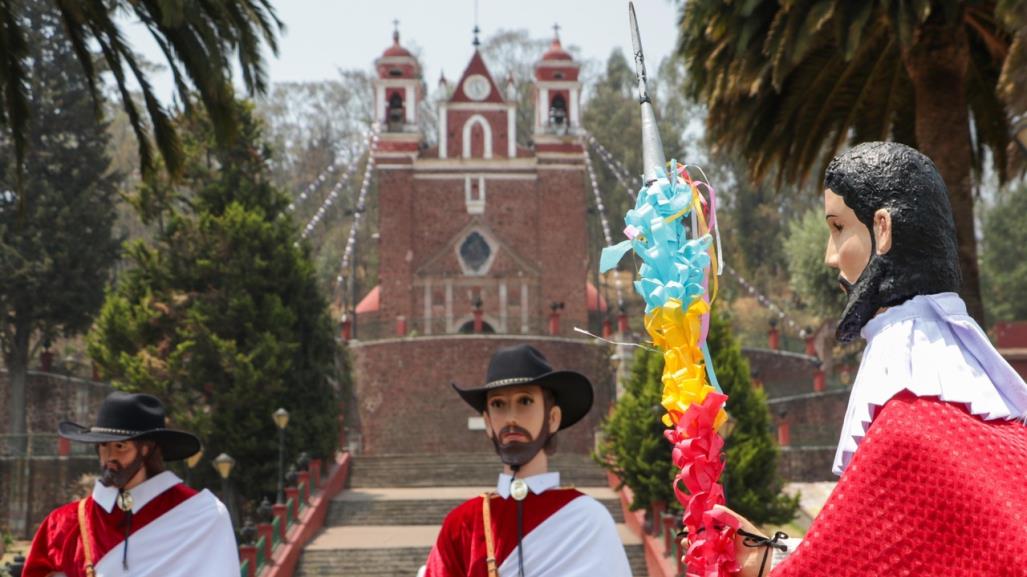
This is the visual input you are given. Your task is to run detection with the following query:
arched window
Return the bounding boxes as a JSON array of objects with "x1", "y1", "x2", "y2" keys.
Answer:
[
  {"x1": 549, "y1": 94, "x2": 567, "y2": 131},
  {"x1": 462, "y1": 115, "x2": 493, "y2": 159},
  {"x1": 387, "y1": 91, "x2": 405, "y2": 128}
]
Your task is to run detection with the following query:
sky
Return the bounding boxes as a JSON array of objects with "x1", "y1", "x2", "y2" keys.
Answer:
[{"x1": 123, "y1": 0, "x2": 681, "y2": 100}]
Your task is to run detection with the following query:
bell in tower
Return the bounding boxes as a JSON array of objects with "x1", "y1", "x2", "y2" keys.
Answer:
[{"x1": 533, "y1": 24, "x2": 581, "y2": 137}]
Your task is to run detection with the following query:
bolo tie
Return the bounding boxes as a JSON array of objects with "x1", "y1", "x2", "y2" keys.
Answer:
[
  {"x1": 117, "y1": 489, "x2": 134, "y2": 570},
  {"x1": 508, "y1": 465, "x2": 529, "y2": 577}
]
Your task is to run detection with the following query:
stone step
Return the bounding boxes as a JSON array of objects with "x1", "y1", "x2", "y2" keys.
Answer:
[
  {"x1": 350, "y1": 454, "x2": 609, "y2": 488},
  {"x1": 326, "y1": 487, "x2": 624, "y2": 526},
  {"x1": 296, "y1": 545, "x2": 648, "y2": 577}
]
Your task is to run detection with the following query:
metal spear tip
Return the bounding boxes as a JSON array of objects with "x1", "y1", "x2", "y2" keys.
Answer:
[{"x1": 627, "y1": 1, "x2": 666, "y2": 185}]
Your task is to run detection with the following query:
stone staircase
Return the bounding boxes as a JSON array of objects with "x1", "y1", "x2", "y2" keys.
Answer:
[{"x1": 297, "y1": 453, "x2": 649, "y2": 576}]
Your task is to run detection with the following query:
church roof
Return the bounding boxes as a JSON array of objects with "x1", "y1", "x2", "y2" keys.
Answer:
[
  {"x1": 449, "y1": 50, "x2": 505, "y2": 104},
  {"x1": 541, "y1": 37, "x2": 573, "y2": 62}
]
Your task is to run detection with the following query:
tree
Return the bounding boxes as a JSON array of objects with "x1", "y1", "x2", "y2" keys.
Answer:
[
  {"x1": 0, "y1": 0, "x2": 280, "y2": 179},
  {"x1": 598, "y1": 312, "x2": 798, "y2": 525},
  {"x1": 678, "y1": 0, "x2": 1024, "y2": 324},
  {"x1": 88, "y1": 101, "x2": 339, "y2": 500},
  {"x1": 981, "y1": 181, "x2": 1027, "y2": 323},
  {"x1": 0, "y1": 0, "x2": 122, "y2": 441}
]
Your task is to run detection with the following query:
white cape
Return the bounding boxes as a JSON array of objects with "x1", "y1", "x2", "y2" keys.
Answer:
[
  {"x1": 833, "y1": 292, "x2": 1027, "y2": 475},
  {"x1": 93, "y1": 489, "x2": 239, "y2": 577}
]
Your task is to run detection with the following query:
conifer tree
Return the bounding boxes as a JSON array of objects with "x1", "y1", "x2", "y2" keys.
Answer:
[
  {"x1": 0, "y1": 0, "x2": 121, "y2": 442},
  {"x1": 88, "y1": 101, "x2": 339, "y2": 500},
  {"x1": 599, "y1": 311, "x2": 798, "y2": 524}
]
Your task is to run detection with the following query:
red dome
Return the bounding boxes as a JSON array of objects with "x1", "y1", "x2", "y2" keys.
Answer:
[
  {"x1": 382, "y1": 30, "x2": 413, "y2": 59},
  {"x1": 542, "y1": 38, "x2": 572, "y2": 61}
]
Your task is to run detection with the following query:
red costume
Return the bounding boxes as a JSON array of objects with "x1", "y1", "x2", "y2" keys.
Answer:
[
  {"x1": 771, "y1": 393, "x2": 1027, "y2": 576},
  {"x1": 23, "y1": 471, "x2": 238, "y2": 577},
  {"x1": 423, "y1": 473, "x2": 632, "y2": 577}
]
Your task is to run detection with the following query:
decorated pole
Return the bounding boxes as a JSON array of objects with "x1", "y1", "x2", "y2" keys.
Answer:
[{"x1": 599, "y1": 4, "x2": 737, "y2": 575}]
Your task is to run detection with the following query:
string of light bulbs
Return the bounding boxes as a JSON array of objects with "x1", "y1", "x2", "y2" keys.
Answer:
[
  {"x1": 584, "y1": 132, "x2": 638, "y2": 201},
  {"x1": 300, "y1": 128, "x2": 378, "y2": 240},
  {"x1": 723, "y1": 264, "x2": 803, "y2": 332},
  {"x1": 334, "y1": 125, "x2": 380, "y2": 294},
  {"x1": 583, "y1": 148, "x2": 625, "y2": 309}
]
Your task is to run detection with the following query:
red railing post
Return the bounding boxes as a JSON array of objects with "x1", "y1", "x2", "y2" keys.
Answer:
[
  {"x1": 239, "y1": 545, "x2": 257, "y2": 577},
  {"x1": 57, "y1": 437, "x2": 71, "y2": 457},
  {"x1": 297, "y1": 471, "x2": 311, "y2": 504},
  {"x1": 257, "y1": 524, "x2": 274, "y2": 562},
  {"x1": 395, "y1": 315, "x2": 407, "y2": 337},
  {"x1": 272, "y1": 503, "x2": 288, "y2": 541},
  {"x1": 777, "y1": 421, "x2": 791, "y2": 447},
  {"x1": 341, "y1": 317, "x2": 353, "y2": 342},
  {"x1": 285, "y1": 487, "x2": 300, "y2": 519},
  {"x1": 813, "y1": 369, "x2": 825, "y2": 392},
  {"x1": 309, "y1": 458, "x2": 322, "y2": 491}
]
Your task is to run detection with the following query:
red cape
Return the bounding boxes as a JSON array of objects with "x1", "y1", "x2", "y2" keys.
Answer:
[
  {"x1": 772, "y1": 393, "x2": 1027, "y2": 576},
  {"x1": 423, "y1": 488, "x2": 583, "y2": 577},
  {"x1": 23, "y1": 483, "x2": 196, "y2": 577}
]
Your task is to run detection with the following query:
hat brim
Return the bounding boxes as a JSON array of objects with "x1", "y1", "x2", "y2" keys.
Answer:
[
  {"x1": 452, "y1": 370, "x2": 594, "y2": 430},
  {"x1": 58, "y1": 421, "x2": 202, "y2": 461}
]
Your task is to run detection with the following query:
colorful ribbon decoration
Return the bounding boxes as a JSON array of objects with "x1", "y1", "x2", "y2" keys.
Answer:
[{"x1": 601, "y1": 160, "x2": 736, "y2": 577}]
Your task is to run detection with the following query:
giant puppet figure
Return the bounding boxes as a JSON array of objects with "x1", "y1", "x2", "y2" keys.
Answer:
[
  {"x1": 421, "y1": 344, "x2": 632, "y2": 577},
  {"x1": 24, "y1": 392, "x2": 239, "y2": 577},
  {"x1": 721, "y1": 142, "x2": 1027, "y2": 577}
]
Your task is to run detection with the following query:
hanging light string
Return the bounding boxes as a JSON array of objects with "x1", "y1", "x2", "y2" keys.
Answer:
[
  {"x1": 300, "y1": 127, "x2": 379, "y2": 240},
  {"x1": 583, "y1": 147, "x2": 625, "y2": 309},
  {"x1": 287, "y1": 151, "x2": 346, "y2": 214},
  {"x1": 584, "y1": 132, "x2": 637, "y2": 201},
  {"x1": 334, "y1": 125, "x2": 380, "y2": 294},
  {"x1": 723, "y1": 264, "x2": 802, "y2": 332}
]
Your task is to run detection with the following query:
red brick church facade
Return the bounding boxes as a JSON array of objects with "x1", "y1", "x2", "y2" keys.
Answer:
[{"x1": 344, "y1": 31, "x2": 615, "y2": 456}]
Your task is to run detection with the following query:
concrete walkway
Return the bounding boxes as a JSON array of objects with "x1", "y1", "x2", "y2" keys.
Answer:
[{"x1": 307, "y1": 523, "x2": 641, "y2": 550}]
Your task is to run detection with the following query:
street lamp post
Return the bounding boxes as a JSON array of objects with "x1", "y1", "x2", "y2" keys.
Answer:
[
  {"x1": 273, "y1": 408, "x2": 290, "y2": 504},
  {"x1": 184, "y1": 448, "x2": 203, "y2": 487},
  {"x1": 213, "y1": 452, "x2": 238, "y2": 528}
]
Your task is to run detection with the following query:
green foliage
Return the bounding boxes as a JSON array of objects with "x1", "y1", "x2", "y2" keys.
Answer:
[
  {"x1": 88, "y1": 101, "x2": 339, "y2": 501},
  {"x1": 0, "y1": 0, "x2": 122, "y2": 434},
  {"x1": 785, "y1": 208, "x2": 847, "y2": 319},
  {"x1": 709, "y1": 312, "x2": 799, "y2": 525},
  {"x1": 582, "y1": 50, "x2": 691, "y2": 224},
  {"x1": 598, "y1": 312, "x2": 798, "y2": 525},
  {"x1": 0, "y1": 0, "x2": 281, "y2": 179},
  {"x1": 597, "y1": 347, "x2": 676, "y2": 510},
  {"x1": 981, "y1": 182, "x2": 1027, "y2": 323}
]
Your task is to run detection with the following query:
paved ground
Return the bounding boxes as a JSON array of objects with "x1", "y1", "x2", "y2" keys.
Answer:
[{"x1": 306, "y1": 522, "x2": 642, "y2": 550}]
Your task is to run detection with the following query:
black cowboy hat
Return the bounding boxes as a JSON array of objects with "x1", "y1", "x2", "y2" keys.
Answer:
[
  {"x1": 452, "y1": 344, "x2": 594, "y2": 430},
  {"x1": 58, "y1": 392, "x2": 202, "y2": 461}
]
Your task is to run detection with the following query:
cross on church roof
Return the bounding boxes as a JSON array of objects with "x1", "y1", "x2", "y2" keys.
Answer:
[
  {"x1": 392, "y1": 18, "x2": 399, "y2": 43},
  {"x1": 553, "y1": 23, "x2": 561, "y2": 40}
]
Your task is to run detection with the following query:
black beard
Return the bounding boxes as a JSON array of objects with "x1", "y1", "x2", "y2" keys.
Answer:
[
  {"x1": 490, "y1": 421, "x2": 551, "y2": 469},
  {"x1": 836, "y1": 255, "x2": 888, "y2": 343},
  {"x1": 100, "y1": 452, "x2": 146, "y2": 488}
]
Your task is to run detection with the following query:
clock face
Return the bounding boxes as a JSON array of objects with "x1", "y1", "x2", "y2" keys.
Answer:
[{"x1": 463, "y1": 74, "x2": 491, "y2": 101}]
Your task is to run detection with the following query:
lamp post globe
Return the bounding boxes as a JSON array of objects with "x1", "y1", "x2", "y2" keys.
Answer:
[
  {"x1": 273, "y1": 408, "x2": 290, "y2": 504},
  {"x1": 212, "y1": 453, "x2": 238, "y2": 528}
]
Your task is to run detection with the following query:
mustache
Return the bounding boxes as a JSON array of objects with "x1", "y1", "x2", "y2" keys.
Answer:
[{"x1": 497, "y1": 425, "x2": 534, "y2": 444}]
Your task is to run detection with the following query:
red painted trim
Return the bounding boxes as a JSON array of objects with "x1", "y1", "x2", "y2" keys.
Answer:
[{"x1": 257, "y1": 453, "x2": 352, "y2": 577}]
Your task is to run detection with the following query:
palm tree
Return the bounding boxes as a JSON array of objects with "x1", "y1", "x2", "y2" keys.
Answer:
[
  {"x1": 678, "y1": 0, "x2": 1026, "y2": 323},
  {"x1": 0, "y1": 0, "x2": 281, "y2": 179}
]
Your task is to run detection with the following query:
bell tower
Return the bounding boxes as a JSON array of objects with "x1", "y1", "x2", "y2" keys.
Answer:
[
  {"x1": 533, "y1": 25, "x2": 582, "y2": 139},
  {"x1": 373, "y1": 23, "x2": 423, "y2": 143}
]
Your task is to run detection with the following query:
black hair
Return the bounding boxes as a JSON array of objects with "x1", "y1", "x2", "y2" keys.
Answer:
[{"x1": 824, "y1": 142, "x2": 961, "y2": 341}]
